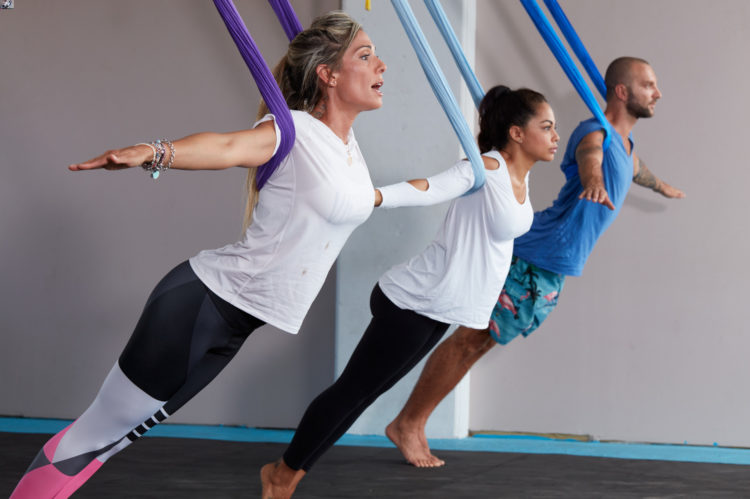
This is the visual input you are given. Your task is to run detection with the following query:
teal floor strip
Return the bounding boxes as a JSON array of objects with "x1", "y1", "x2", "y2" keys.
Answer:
[{"x1": 3, "y1": 417, "x2": 749, "y2": 466}]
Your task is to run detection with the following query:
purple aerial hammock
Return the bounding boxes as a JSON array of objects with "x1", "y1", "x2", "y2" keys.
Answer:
[{"x1": 211, "y1": 0, "x2": 303, "y2": 190}]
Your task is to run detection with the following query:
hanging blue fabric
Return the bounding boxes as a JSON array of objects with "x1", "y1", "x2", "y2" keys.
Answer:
[
  {"x1": 391, "y1": 0, "x2": 485, "y2": 193},
  {"x1": 212, "y1": 0, "x2": 297, "y2": 190},
  {"x1": 519, "y1": 0, "x2": 612, "y2": 152},
  {"x1": 423, "y1": 0, "x2": 484, "y2": 109},
  {"x1": 267, "y1": 0, "x2": 304, "y2": 42},
  {"x1": 542, "y1": 0, "x2": 605, "y2": 99}
]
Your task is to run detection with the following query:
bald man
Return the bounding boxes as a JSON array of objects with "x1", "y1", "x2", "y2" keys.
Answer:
[{"x1": 386, "y1": 57, "x2": 685, "y2": 467}]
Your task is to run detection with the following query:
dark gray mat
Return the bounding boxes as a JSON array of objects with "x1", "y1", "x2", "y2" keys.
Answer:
[{"x1": 3, "y1": 432, "x2": 750, "y2": 498}]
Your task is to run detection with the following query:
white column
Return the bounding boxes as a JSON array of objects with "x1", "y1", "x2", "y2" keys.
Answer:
[{"x1": 337, "y1": 0, "x2": 476, "y2": 438}]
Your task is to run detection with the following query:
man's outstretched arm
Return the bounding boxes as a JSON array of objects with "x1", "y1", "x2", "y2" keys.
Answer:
[
  {"x1": 633, "y1": 154, "x2": 686, "y2": 198},
  {"x1": 577, "y1": 130, "x2": 615, "y2": 210}
]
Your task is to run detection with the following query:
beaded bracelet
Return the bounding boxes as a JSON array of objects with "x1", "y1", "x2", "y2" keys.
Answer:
[
  {"x1": 136, "y1": 143, "x2": 157, "y2": 168},
  {"x1": 154, "y1": 140, "x2": 165, "y2": 171},
  {"x1": 138, "y1": 139, "x2": 175, "y2": 179}
]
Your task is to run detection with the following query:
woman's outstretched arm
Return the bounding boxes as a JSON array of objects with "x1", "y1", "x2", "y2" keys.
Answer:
[
  {"x1": 374, "y1": 156, "x2": 493, "y2": 208},
  {"x1": 69, "y1": 120, "x2": 278, "y2": 172}
]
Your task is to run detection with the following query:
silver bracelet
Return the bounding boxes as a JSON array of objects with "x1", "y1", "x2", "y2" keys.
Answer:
[{"x1": 165, "y1": 140, "x2": 176, "y2": 169}]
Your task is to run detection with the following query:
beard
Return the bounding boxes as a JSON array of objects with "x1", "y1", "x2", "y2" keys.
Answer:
[{"x1": 626, "y1": 94, "x2": 655, "y2": 118}]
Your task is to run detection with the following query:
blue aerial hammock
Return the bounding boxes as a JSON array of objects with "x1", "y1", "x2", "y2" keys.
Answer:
[
  {"x1": 422, "y1": 0, "x2": 485, "y2": 109},
  {"x1": 518, "y1": 0, "x2": 613, "y2": 155},
  {"x1": 542, "y1": 0, "x2": 606, "y2": 99},
  {"x1": 423, "y1": 0, "x2": 608, "y2": 124},
  {"x1": 390, "y1": 0, "x2": 486, "y2": 193},
  {"x1": 212, "y1": 0, "x2": 303, "y2": 190}
]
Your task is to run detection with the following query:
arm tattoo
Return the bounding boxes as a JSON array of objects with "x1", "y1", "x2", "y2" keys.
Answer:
[
  {"x1": 575, "y1": 133, "x2": 606, "y2": 187},
  {"x1": 633, "y1": 158, "x2": 663, "y2": 192},
  {"x1": 575, "y1": 144, "x2": 603, "y2": 164},
  {"x1": 576, "y1": 142, "x2": 604, "y2": 187}
]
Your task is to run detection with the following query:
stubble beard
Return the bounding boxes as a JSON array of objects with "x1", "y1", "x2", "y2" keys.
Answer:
[{"x1": 626, "y1": 95, "x2": 655, "y2": 119}]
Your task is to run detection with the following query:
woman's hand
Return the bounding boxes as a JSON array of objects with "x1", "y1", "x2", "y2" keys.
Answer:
[{"x1": 69, "y1": 144, "x2": 153, "y2": 172}]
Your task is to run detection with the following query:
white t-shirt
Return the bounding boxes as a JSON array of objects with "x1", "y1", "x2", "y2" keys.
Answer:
[
  {"x1": 190, "y1": 111, "x2": 374, "y2": 334},
  {"x1": 377, "y1": 150, "x2": 533, "y2": 329}
]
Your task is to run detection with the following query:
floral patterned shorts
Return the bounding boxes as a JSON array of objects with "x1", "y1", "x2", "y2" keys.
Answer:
[{"x1": 489, "y1": 256, "x2": 565, "y2": 345}]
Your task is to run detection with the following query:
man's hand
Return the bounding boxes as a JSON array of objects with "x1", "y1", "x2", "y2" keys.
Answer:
[
  {"x1": 656, "y1": 181, "x2": 685, "y2": 199},
  {"x1": 579, "y1": 183, "x2": 615, "y2": 209}
]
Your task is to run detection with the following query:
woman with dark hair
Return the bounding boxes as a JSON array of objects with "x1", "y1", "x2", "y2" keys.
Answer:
[
  {"x1": 10, "y1": 11, "x2": 387, "y2": 499},
  {"x1": 261, "y1": 85, "x2": 560, "y2": 498}
]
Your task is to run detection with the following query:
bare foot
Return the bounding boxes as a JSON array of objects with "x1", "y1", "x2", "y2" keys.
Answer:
[
  {"x1": 386, "y1": 419, "x2": 445, "y2": 468},
  {"x1": 260, "y1": 459, "x2": 305, "y2": 499}
]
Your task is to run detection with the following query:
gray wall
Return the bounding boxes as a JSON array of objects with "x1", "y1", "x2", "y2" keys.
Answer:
[
  {"x1": 2, "y1": 0, "x2": 750, "y2": 448},
  {"x1": 0, "y1": 0, "x2": 338, "y2": 428},
  {"x1": 469, "y1": 0, "x2": 750, "y2": 446}
]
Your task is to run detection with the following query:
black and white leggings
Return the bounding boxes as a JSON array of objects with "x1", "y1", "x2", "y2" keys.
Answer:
[
  {"x1": 11, "y1": 261, "x2": 264, "y2": 498},
  {"x1": 283, "y1": 284, "x2": 450, "y2": 471}
]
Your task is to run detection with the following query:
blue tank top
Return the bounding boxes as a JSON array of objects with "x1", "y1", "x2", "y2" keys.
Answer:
[{"x1": 513, "y1": 118, "x2": 633, "y2": 276}]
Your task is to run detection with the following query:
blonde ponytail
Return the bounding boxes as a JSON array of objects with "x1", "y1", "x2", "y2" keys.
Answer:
[{"x1": 241, "y1": 12, "x2": 361, "y2": 231}]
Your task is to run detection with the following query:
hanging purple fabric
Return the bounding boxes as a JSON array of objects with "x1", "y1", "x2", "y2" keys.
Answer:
[
  {"x1": 267, "y1": 0, "x2": 304, "y2": 42},
  {"x1": 212, "y1": 0, "x2": 297, "y2": 190}
]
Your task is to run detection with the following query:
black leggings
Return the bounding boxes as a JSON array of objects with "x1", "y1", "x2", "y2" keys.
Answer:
[
  {"x1": 283, "y1": 284, "x2": 450, "y2": 471},
  {"x1": 119, "y1": 260, "x2": 265, "y2": 416}
]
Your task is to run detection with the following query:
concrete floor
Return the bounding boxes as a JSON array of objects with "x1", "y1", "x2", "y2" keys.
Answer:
[{"x1": 4, "y1": 432, "x2": 750, "y2": 498}]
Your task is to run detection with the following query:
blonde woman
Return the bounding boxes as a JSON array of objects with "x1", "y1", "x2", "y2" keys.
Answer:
[{"x1": 11, "y1": 12, "x2": 386, "y2": 498}]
